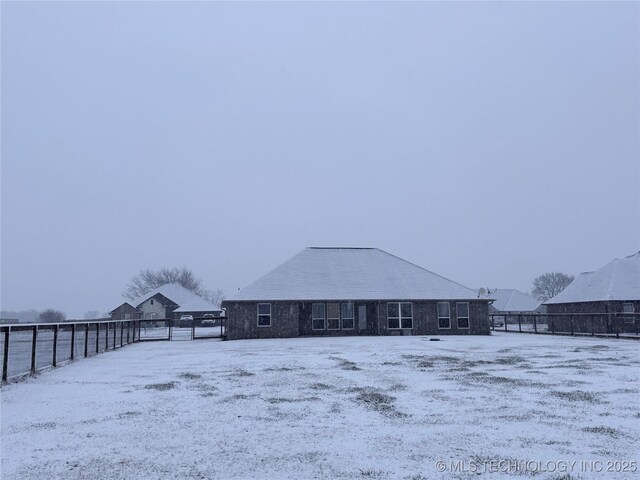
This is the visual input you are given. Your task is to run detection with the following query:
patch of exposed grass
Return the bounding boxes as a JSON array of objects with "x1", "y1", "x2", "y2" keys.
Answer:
[
  {"x1": 178, "y1": 372, "x2": 201, "y2": 380},
  {"x1": 231, "y1": 369, "x2": 254, "y2": 377},
  {"x1": 330, "y1": 356, "x2": 361, "y2": 371},
  {"x1": 266, "y1": 396, "x2": 320, "y2": 404},
  {"x1": 354, "y1": 388, "x2": 409, "y2": 418},
  {"x1": 493, "y1": 355, "x2": 527, "y2": 365},
  {"x1": 264, "y1": 365, "x2": 305, "y2": 372},
  {"x1": 381, "y1": 360, "x2": 402, "y2": 366},
  {"x1": 549, "y1": 390, "x2": 602, "y2": 403},
  {"x1": 358, "y1": 468, "x2": 388, "y2": 478},
  {"x1": 582, "y1": 426, "x2": 621, "y2": 438},
  {"x1": 116, "y1": 411, "x2": 142, "y2": 419},
  {"x1": 31, "y1": 421, "x2": 56, "y2": 429},
  {"x1": 309, "y1": 382, "x2": 332, "y2": 390},
  {"x1": 387, "y1": 383, "x2": 408, "y2": 392},
  {"x1": 222, "y1": 393, "x2": 257, "y2": 402},
  {"x1": 144, "y1": 382, "x2": 176, "y2": 391}
]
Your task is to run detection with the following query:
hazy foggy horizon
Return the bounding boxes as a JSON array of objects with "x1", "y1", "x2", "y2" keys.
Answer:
[{"x1": 2, "y1": 2, "x2": 638, "y2": 319}]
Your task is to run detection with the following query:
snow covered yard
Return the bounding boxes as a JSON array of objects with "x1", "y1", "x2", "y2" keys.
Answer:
[{"x1": 1, "y1": 333, "x2": 638, "y2": 480}]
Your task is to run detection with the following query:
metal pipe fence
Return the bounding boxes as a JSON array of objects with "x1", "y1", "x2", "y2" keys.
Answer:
[
  {"x1": 0, "y1": 319, "x2": 141, "y2": 383},
  {"x1": 1, "y1": 316, "x2": 226, "y2": 383},
  {"x1": 490, "y1": 312, "x2": 640, "y2": 339}
]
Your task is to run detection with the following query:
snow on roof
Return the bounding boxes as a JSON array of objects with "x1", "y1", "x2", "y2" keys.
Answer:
[
  {"x1": 489, "y1": 289, "x2": 540, "y2": 312},
  {"x1": 545, "y1": 252, "x2": 640, "y2": 304},
  {"x1": 131, "y1": 283, "x2": 220, "y2": 311},
  {"x1": 174, "y1": 298, "x2": 222, "y2": 313},
  {"x1": 229, "y1": 247, "x2": 484, "y2": 301}
]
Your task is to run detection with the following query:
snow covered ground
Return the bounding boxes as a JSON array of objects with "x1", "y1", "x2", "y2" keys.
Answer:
[{"x1": 1, "y1": 333, "x2": 638, "y2": 479}]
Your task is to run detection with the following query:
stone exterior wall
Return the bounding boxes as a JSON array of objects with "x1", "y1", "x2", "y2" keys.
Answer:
[
  {"x1": 546, "y1": 301, "x2": 640, "y2": 334},
  {"x1": 223, "y1": 299, "x2": 491, "y2": 340},
  {"x1": 224, "y1": 301, "x2": 300, "y2": 340},
  {"x1": 376, "y1": 300, "x2": 489, "y2": 336}
]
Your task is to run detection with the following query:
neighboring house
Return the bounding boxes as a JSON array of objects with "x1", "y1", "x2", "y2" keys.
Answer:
[
  {"x1": 109, "y1": 302, "x2": 142, "y2": 321},
  {"x1": 488, "y1": 289, "x2": 541, "y2": 313},
  {"x1": 544, "y1": 252, "x2": 640, "y2": 334},
  {"x1": 109, "y1": 283, "x2": 222, "y2": 320},
  {"x1": 222, "y1": 247, "x2": 492, "y2": 340}
]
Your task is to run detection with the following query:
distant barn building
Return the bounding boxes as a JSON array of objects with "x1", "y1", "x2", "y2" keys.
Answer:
[
  {"x1": 222, "y1": 247, "x2": 491, "y2": 340},
  {"x1": 544, "y1": 252, "x2": 640, "y2": 334},
  {"x1": 109, "y1": 283, "x2": 222, "y2": 320}
]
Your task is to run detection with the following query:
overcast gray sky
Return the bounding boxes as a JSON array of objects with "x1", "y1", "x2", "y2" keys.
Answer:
[{"x1": 2, "y1": 2, "x2": 638, "y2": 318}]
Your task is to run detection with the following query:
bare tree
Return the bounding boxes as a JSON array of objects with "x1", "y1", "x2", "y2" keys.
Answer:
[
  {"x1": 531, "y1": 272, "x2": 575, "y2": 302},
  {"x1": 203, "y1": 288, "x2": 225, "y2": 306},
  {"x1": 39, "y1": 309, "x2": 66, "y2": 323},
  {"x1": 123, "y1": 267, "x2": 204, "y2": 300}
]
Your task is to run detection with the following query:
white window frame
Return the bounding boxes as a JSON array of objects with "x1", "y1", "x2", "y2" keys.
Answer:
[
  {"x1": 327, "y1": 303, "x2": 340, "y2": 330},
  {"x1": 312, "y1": 303, "x2": 326, "y2": 331},
  {"x1": 257, "y1": 303, "x2": 271, "y2": 327},
  {"x1": 387, "y1": 302, "x2": 413, "y2": 329},
  {"x1": 623, "y1": 303, "x2": 635, "y2": 324},
  {"x1": 341, "y1": 302, "x2": 355, "y2": 330},
  {"x1": 123, "y1": 313, "x2": 131, "y2": 320},
  {"x1": 438, "y1": 302, "x2": 451, "y2": 329},
  {"x1": 456, "y1": 302, "x2": 470, "y2": 329}
]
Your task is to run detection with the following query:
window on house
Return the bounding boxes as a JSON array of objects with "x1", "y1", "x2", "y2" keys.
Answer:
[
  {"x1": 438, "y1": 302, "x2": 451, "y2": 329},
  {"x1": 151, "y1": 313, "x2": 158, "y2": 319},
  {"x1": 144, "y1": 312, "x2": 151, "y2": 320},
  {"x1": 456, "y1": 302, "x2": 470, "y2": 329},
  {"x1": 123, "y1": 313, "x2": 130, "y2": 320},
  {"x1": 341, "y1": 303, "x2": 354, "y2": 329},
  {"x1": 312, "y1": 303, "x2": 326, "y2": 330},
  {"x1": 623, "y1": 303, "x2": 635, "y2": 324},
  {"x1": 387, "y1": 302, "x2": 413, "y2": 329},
  {"x1": 150, "y1": 299, "x2": 154, "y2": 305},
  {"x1": 257, "y1": 303, "x2": 271, "y2": 327},
  {"x1": 327, "y1": 303, "x2": 340, "y2": 330}
]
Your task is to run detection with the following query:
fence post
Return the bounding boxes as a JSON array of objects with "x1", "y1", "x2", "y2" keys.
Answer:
[
  {"x1": 192, "y1": 319, "x2": 196, "y2": 340},
  {"x1": 70, "y1": 324, "x2": 76, "y2": 360},
  {"x1": 105, "y1": 322, "x2": 109, "y2": 351},
  {"x1": 84, "y1": 323, "x2": 89, "y2": 357},
  {"x1": 96, "y1": 323, "x2": 100, "y2": 353},
  {"x1": 570, "y1": 315, "x2": 574, "y2": 336},
  {"x1": 120, "y1": 322, "x2": 124, "y2": 347},
  {"x1": 31, "y1": 326, "x2": 38, "y2": 374},
  {"x1": 533, "y1": 315, "x2": 537, "y2": 333},
  {"x1": 551, "y1": 316, "x2": 555, "y2": 335},
  {"x1": 504, "y1": 316, "x2": 507, "y2": 332},
  {"x1": 52, "y1": 324, "x2": 58, "y2": 367},
  {"x1": 518, "y1": 315, "x2": 522, "y2": 333},
  {"x1": 3, "y1": 328, "x2": 9, "y2": 382},
  {"x1": 126, "y1": 321, "x2": 130, "y2": 344},
  {"x1": 113, "y1": 322, "x2": 116, "y2": 349}
]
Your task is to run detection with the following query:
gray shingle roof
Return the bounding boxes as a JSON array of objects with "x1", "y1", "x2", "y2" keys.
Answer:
[
  {"x1": 489, "y1": 289, "x2": 540, "y2": 312},
  {"x1": 230, "y1": 247, "x2": 484, "y2": 301},
  {"x1": 545, "y1": 251, "x2": 640, "y2": 304}
]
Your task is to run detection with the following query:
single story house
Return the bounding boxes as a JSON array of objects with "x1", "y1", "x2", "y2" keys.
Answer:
[
  {"x1": 222, "y1": 247, "x2": 492, "y2": 340},
  {"x1": 544, "y1": 251, "x2": 640, "y2": 334},
  {"x1": 109, "y1": 283, "x2": 222, "y2": 320},
  {"x1": 488, "y1": 289, "x2": 541, "y2": 314}
]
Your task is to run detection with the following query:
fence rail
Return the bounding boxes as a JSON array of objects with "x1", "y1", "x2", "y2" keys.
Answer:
[
  {"x1": 1, "y1": 317, "x2": 226, "y2": 384},
  {"x1": 490, "y1": 312, "x2": 640, "y2": 339}
]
